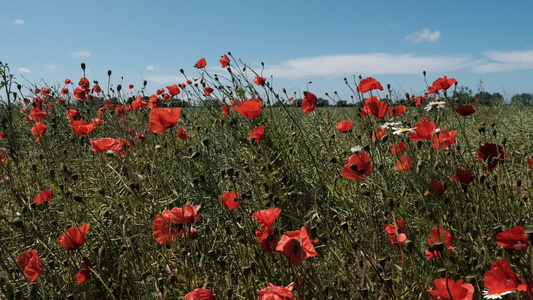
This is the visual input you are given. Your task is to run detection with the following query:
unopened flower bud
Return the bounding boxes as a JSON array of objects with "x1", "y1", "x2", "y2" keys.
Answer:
[{"x1": 81, "y1": 63, "x2": 86, "y2": 70}]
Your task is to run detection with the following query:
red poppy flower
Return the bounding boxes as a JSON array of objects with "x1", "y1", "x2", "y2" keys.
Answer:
[
  {"x1": 66, "y1": 109, "x2": 81, "y2": 123},
  {"x1": 195, "y1": 58, "x2": 206, "y2": 69},
  {"x1": 357, "y1": 77, "x2": 384, "y2": 94},
  {"x1": 372, "y1": 127, "x2": 386, "y2": 140},
  {"x1": 302, "y1": 91, "x2": 317, "y2": 113},
  {"x1": 451, "y1": 168, "x2": 474, "y2": 185},
  {"x1": 425, "y1": 224, "x2": 453, "y2": 260},
  {"x1": 69, "y1": 120, "x2": 96, "y2": 137},
  {"x1": 148, "y1": 94, "x2": 160, "y2": 109},
  {"x1": 432, "y1": 130, "x2": 457, "y2": 150},
  {"x1": 253, "y1": 208, "x2": 281, "y2": 231},
  {"x1": 41, "y1": 88, "x2": 50, "y2": 97},
  {"x1": 90, "y1": 138, "x2": 115, "y2": 152},
  {"x1": 335, "y1": 120, "x2": 353, "y2": 133},
  {"x1": 430, "y1": 76, "x2": 456, "y2": 93},
  {"x1": 79, "y1": 78, "x2": 90, "y2": 89},
  {"x1": 31, "y1": 122, "x2": 47, "y2": 136},
  {"x1": 235, "y1": 98, "x2": 261, "y2": 119},
  {"x1": 16, "y1": 250, "x2": 43, "y2": 282},
  {"x1": 391, "y1": 141, "x2": 406, "y2": 155},
  {"x1": 87, "y1": 94, "x2": 94, "y2": 102},
  {"x1": 65, "y1": 79, "x2": 71, "y2": 84},
  {"x1": 220, "y1": 54, "x2": 230, "y2": 68},
  {"x1": 256, "y1": 282, "x2": 295, "y2": 300},
  {"x1": 131, "y1": 95, "x2": 147, "y2": 110},
  {"x1": 409, "y1": 118, "x2": 435, "y2": 141},
  {"x1": 167, "y1": 84, "x2": 180, "y2": 96},
  {"x1": 73, "y1": 87, "x2": 86, "y2": 100},
  {"x1": 0, "y1": 133, "x2": 5, "y2": 139},
  {"x1": 34, "y1": 88, "x2": 41, "y2": 94},
  {"x1": 177, "y1": 128, "x2": 190, "y2": 141},
  {"x1": 33, "y1": 190, "x2": 52, "y2": 203},
  {"x1": 254, "y1": 76, "x2": 266, "y2": 86},
  {"x1": 427, "y1": 179, "x2": 445, "y2": 196},
  {"x1": 476, "y1": 143, "x2": 506, "y2": 173},
  {"x1": 427, "y1": 278, "x2": 475, "y2": 300},
  {"x1": 455, "y1": 105, "x2": 475, "y2": 116},
  {"x1": 253, "y1": 208, "x2": 281, "y2": 253},
  {"x1": 248, "y1": 126, "x2": 265, "y2": 142},
  {"x1": 57, "y1": 223, "x2": 90, "y2": 250},
  {"x1": 56, "y1": 98, "x2": 65, "y2": 104},
  {"x1": 146, "y1": 107, "x2": 182, "y2": 133},
  {"x1": 325, "y1": 113, "x2": 330, "y2": 123},
  {"x1": 484, "y1": 258, "x2": 526, "y2": 298},
  {"x1": 529, "y1": 158, "x2": 533, "y2": 169},
  {"x1": 221, "y1": 104, "x2": 229, "y2": 118},
  {"x1": 204, "y1": 87, "x2": 214, "y2": 96},
  {"x1": 61, "y1": 87, "x2": 69, "y2": 95},
  {"x1": 219, "y1": 191, "x2": 240, "y2": 209},
  {"x1": 93, "y1": 85, "x2": 102, "y2": 94},
  {"x1": 26, "y1": 108, "x2": 49, "y2": 122},
  {"x1": 385, "y1": 220, "x2": 407, "y2": 247},
  {"x1": 394, "y1": 155, "x2": 413, "y2": 171},
  {"x1": 128, "y1": 84, "x2": 134, "y2": 89},
  {"x1": 341, "y1": 152, "x2": 373, "y2": 181},
  {"x1": 183, "y1": 288, "x2": 213, "y2": 300},
  {"x1": 361, "y1": 96, "x2": 389, "y2": 120},
  {"x1": 388, "y1": 105, "x2": 406, "y2": 117},
  {"x1": 495, "y1": 225, "x2": 528, "y2": 251},
  {"x1": 76, "y1": 257, "x2": 91, "y2": 285},
  {"x1": 276, "y1": 226, "x2": 318, "y2": 265},
  {"x1": 153, "y1": 210, "x2": 180, "y2": 244},
  {"x1": 169, "y1": 204, "x2": 200, "y2": 224}
]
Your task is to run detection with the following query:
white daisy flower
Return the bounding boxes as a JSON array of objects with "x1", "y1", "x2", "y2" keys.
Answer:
[
  {"x1": 392, "y1": 127, "x2": 415, "y2": 135},
  {"x1": 482, "y1": 289, "x2": 513, "y2": 299},
  {"x1": 425, "y1": 101, "x2": 446, "y2": 111},
  {"x1": 380, "y1": 121, "x2": 402, "y2": 130},
  {"x1": 350, "y1": 146, "x2": 363, "y2": 153}
]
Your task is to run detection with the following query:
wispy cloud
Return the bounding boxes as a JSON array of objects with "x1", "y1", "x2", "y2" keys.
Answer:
[
  {"x1": 146, "y1": 64, "x2": 155, "y2": 71},
  {"x1": 145, "y1": 75, "x2": 187, "y2": 85},
  {"x1": 263, "y1": 53, "x2": 474, "y2": 79},
  {"x1": 70, "y1": 51, "x2": 91, "y2": 58},
  {"x1": 404, "y1": 28, "x2": 440, "y2": 44},
  {"x1": 46, "y1": 64, "x2": 57, "y2": 70},
  {"x1": 472, "y1": 49, "x2": 533, "y2": 73},
  {"x1": 18, "y1": 67, "x2": 31, "y2": 73},
  {"x1": 14, "y1": 19, "x2": 25, "y2": 25}
]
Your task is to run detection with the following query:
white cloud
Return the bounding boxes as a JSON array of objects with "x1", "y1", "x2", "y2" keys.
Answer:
[
  {"x1": 46, "y1": 64, "x2": 56, "y2": 70},
  {"x1": 18, "y1": 68, "x2": 31, "y2": 73},
  {"x1": 70, "y1": 51, "x2": 91, "y2": 58},
  {"x1": 404, "y1": 28, "x2": 441, "y2": 44},
  {"x1": 14, "y1": 19, "x2": 25, "y2": 25},
  {"x1": 472, "y1": 49, "x2": 533, "y2": 73},
  {"x1": 263, "y1": 53, "x2": 474, "y2": 79},
  {"x1": 146, "y1": 64, "x2": 155, "y2": 71},
  {"x1": 145, "y1": 75, "x2": 187, "y2": 85}
]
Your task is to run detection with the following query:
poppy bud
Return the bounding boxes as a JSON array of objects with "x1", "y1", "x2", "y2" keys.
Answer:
[
  {"x1": 81, "y1": 63, "x2": 86, "y2": 70},
  {"x1": 423, "y1": 70, "x2": 426, "y2": 76},
  {"x1": 405, "y1": 93, "x2": 410, "y2": 99},
  {"x1": 143, "y1": 80, "x2": 147, "y2": 87},
  {"x1": 17, "y1": 84, "x2": 22, "y2": 90},
  {"x1": 73, "y1": 195, "x2": 83, "y2": 202},
  {"x1": 387, "y1": 83, "x2": 391, "y2": 90},
  {"x1": 98, "y1": 186, "x2": 106, "y2": 196},
  {"x1": 11, "y1": 217, "x2": 23, "y2": 228},
  {"x1": 117, "y1": 85, "x2": 122, "y2": 92}
]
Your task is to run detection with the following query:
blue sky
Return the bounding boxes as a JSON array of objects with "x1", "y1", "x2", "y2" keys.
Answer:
[{"x1": 2, "y1": 0, "x2": 533, "y2": 102}]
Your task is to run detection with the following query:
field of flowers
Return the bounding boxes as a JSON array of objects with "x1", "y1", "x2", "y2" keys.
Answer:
[{"x1": 1, "y1": 55, "x2": 533, "y2": 299}]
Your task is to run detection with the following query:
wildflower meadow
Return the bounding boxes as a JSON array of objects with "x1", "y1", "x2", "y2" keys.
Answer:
[{"x1": 1, "y1": 54, "x2": 533, "y2": 299}]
